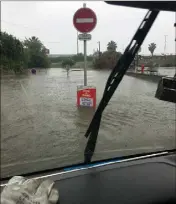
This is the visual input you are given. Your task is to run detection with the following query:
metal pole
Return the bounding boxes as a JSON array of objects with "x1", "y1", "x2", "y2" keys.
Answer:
[
  {"x1": 97, "y1": 41, "x2": 100, "y2": 58},
  {"x1": 84, "y1": 39, "x2": 87, "y2": 86},
  {"x1": 164, "y1": 35, "x2": 167, "y2": 54},
  {"x1": 83, "y1": 3, "x2": 87, "y2": 86},
  {"x1": 77, "y1": 31, "x2": 79, "y2": 54}
]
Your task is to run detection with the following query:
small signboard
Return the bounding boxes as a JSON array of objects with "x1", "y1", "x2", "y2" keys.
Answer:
[
  {"x1": 77, "y1": 85, "x2": 96, "y2": 108},
  {"x1": 78, "y1": 33, "x2": 92, "y2": 41}
]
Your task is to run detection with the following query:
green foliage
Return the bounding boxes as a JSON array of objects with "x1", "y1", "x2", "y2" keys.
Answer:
[
  {"x1": 92, "y1": 40, "x2": 120, "y2": 69},
  {"x1": 93, "y1": 50, "x2": 122, "y2": 69},
  {"x1": 0, "y1": 31, "x2": 25, "y2": 73},
  {"x1": 50, "y1": 63, "x2": 62, "y2": 68},
  {"x1": 107, "y1": 41, "x2": 117, "y2": 52},
  {"x1": 49, "y1": 56, "x2": 67, "y2": 63},
  {"x1": 0, "y1": 32, "x2": 50, "y2": 73},
  {"x1": 49, "y1": 53, "x2": 93, "y2": 64},
  {"x1": 61, "y1": 58, "x2": 75, "y2": 68},
  {"x1": 23, "y1": 36, "x2": 50, "y2": 68},
  {"x1": 148, "y1": 43, "x2": 156, "y2": 56}
]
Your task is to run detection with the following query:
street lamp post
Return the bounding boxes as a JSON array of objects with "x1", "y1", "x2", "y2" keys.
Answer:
[
  {"x1": 77, "y1": 31, "x2": 79, "y2": 55},
  {"x1": 97, "y1": 41, "x2": 100, "y2": 58},
  {"x1": 164, "y1": 35, "x2": 167, "y2": 55}
]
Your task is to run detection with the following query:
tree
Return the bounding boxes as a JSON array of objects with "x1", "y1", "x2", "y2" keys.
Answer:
[
  {"x1": 72, "y1": 53, "x2": 84, "y2": 62},
  {"x1": 148, "y1": 43, "x2": 156, "y2": 56},
  {"x1": 93, "y1": 41, "x2": 120, "y2": 69},
  {"x1": 0, "y1": 31, "x2": 25, "y2": 73},
  {"x1": 107, "y1": 41, "x2": 117, "y2": 52},
  {"x1": 93, "y1": 50, "x2": 102, "y2": 60},
  {"x1": 23, "y1": 36, "x2": 43, "y2": 52},
  {"x1": 62, "y1": 58, "x2": 75, "y2": 68},
  {"x1": 23, "y1": 36, "x2": 50, "y2": 68},
  {"x1": 49, "y1": 53, "x2": 93, "y2": 65},
  {"x1": 1, "y1": 32, "x2": 50, "y2": 73},
  {"x1": 93, "y1": 51, "x2": 121, "y2": 69}
]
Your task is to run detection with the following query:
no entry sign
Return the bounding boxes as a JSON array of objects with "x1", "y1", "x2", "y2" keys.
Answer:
[
  {"x1": 73, "y1": 7, "x2": 97, "y2": 33},
  {"x1": 73, "y1": 4, "x2": 97, "y2": 92}
]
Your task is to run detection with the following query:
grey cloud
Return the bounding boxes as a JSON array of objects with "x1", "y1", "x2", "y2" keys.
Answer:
[{"x1": 1, "y1": 1, "x2": 175, "y2": 55}]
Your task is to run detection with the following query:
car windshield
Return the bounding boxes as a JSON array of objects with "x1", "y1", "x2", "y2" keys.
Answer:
[{"x1": 1, "y1": 1, "x2": 176, "y2": 179}]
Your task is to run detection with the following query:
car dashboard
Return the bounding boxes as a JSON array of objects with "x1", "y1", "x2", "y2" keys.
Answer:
[
  {"x1": 54, "y1": 151, "x2": 176, "y2": 204},
  {"x1": 2, "y1": 151, "x2": 175, "y2": 204}
]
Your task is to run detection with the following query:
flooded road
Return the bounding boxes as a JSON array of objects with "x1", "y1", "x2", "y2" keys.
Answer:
[{"x1": 1, "y1": 68, "x2": 175, "y2": 178}]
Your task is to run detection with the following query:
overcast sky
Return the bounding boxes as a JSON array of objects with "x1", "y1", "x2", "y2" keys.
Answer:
[{"x1": 1, "y1": 1, "x2": 176, "y2": 55}]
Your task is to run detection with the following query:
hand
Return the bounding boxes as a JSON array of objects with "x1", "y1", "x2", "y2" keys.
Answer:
[{"x1": 1, "y1": 176, "x2": 59, "y2": 204}]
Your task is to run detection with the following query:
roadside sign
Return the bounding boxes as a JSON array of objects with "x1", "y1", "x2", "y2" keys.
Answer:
[
  {"x1": 78, "y1": 33, "x2": 92, "y2": 41},
  {"x1": 73, "y1": 3, "x2": 97, "y2": 87},
  {"x1": 73, "y1": 7, "x2": 97, "y2": 33},
  {"x1": 77, "y1": 85, "x2": 96, "y2": 108}
]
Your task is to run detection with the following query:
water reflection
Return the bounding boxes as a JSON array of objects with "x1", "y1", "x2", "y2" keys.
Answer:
[{"x1": 1, "y1": 68, "x2": 175, "y2": 178}]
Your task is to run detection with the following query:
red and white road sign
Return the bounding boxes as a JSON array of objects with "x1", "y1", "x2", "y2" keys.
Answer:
[
  {"x1": 73, "y1": 7, "x2": 97, "y2": 33},
  {"x1": 77, "y1": 85, "x2": 96, "y2": 108}
]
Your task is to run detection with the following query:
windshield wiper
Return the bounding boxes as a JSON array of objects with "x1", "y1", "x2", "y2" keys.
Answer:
[{"x1": 84, "y1": 10, "x2": 159, "y2": 164}]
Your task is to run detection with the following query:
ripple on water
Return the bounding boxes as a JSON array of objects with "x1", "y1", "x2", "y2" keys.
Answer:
[{"x1": 1, "y1": 69, "x2": 175, "y2": 178}]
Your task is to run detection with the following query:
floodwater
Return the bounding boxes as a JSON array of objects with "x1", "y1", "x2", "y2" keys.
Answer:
[{"x1": 1, "y1": 68, "x2": 175, "y2": 178}]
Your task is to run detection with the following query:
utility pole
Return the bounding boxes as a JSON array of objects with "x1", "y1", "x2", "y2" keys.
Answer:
[
  {"x1": 164, "y1": 35, "x2": 167, "y2": 55},
  {"x1": 97, "y1": 41, "x2": 100, "y2": 58},
  {"x1": 77, "y1": 31, "x2": 79, "y2": 55}
]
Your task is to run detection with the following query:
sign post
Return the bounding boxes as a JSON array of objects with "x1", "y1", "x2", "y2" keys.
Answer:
[
  {"x1": 83, "y1": 3, "x2": 87, "y2": 86},
  {"x1": 73, "y1": 3, "x2": 97, "y2": 108},
  {"x1": 83, "y1": 35, "x2": 87, "y2": 85}
]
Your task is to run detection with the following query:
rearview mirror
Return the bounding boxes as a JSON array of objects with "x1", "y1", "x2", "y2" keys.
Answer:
[{"x1": 155, "y1": 76, "x2": 176, "y2": 103}]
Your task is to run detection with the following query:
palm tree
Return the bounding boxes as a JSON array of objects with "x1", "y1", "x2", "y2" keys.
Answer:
[
  {"x1": 148, "y1": 43, "x2": 156, "y2": 56},
  {"x1": 23, "y1": 36, "x2": 43, "y2": 53},
  {"x1": 23, "y1": 36, "x2": 49, "y2": 68},
  {"x1": 24, "y1": 36, "x2": 41, "y2": 45},
  {"x1": 107, "y1": 41, "x2": 117, "y2": 52}
]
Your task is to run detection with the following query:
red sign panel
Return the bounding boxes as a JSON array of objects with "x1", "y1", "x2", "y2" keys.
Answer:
[
  {"x1": 77, "y1": 86, "x2": 96, "y2": 108},
  {"x1": 73, "y1": 8, "x2": 97, "y2": 33}
]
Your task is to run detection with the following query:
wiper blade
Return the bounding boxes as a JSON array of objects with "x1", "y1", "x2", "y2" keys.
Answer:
[{"x1": 84, "y1": 10, "x2": 159, "y2": 164}]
